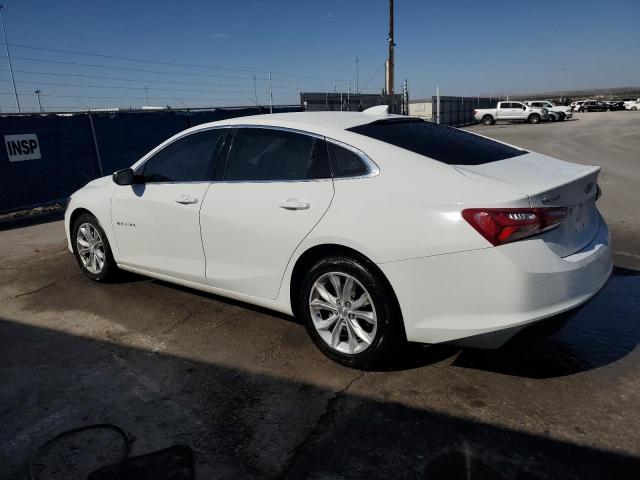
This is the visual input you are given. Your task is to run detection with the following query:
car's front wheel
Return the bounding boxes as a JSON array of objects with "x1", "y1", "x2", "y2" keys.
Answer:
[
  {"x1": 528, "y1": 113, "x2": 541, "y2": 124},
  {"x1": 72, "y1": 213, "x2": 118, "y2": 281},
  {"x1": 299, "y1": 256, "x2": 403, "y2": 369}
]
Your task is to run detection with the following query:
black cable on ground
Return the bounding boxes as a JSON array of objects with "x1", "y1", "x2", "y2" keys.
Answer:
[{"x1": 28, "y1": 423, "x2": 132, "y2": 480}]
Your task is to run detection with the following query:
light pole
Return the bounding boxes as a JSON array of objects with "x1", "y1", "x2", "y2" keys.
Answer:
[
  {"x1": 0, "y1": 5, "x2": 20, "y2": 112},
  {"x1": 144, "y1": 85, "x2": 149, "y2": 106},
  {"x1": 355, "y1": 57, "x2": 359, "y2": 94},
  {"x1": 35, "y1": 88, "x2": 43, "y2": 112}
]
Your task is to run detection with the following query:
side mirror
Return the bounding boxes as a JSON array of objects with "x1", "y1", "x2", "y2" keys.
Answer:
[{"x1": 113, "y1": 168, "x2": 135, "y2": 186}]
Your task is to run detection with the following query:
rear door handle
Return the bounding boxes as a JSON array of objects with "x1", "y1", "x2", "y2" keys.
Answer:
[
  {"x1": 175, "y1": 195, "x2": 198, "y2": 205},
  {"x1": 279, "y1": 198, "x2": 310, "y2": 211}
]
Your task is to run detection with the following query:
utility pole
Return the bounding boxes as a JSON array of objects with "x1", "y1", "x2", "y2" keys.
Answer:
[
  {"x1": 253, "y1": 75, "x2": 258, "y2": 106},
  {"x1": 385, "y1": 0, "x2": 395, "y2": 96},
  {"x1": 144, "y1": 85, "x2": 149, "y2": 105},
  {"x1": 0, "y1": 5, "x2": 20, "y2": 112},
  {"x1": 268, "y1": 71, "x2": 273, "y2": 113},
  {"x1": 35, "y1": 89, "x2": 43, "y2": 112},
  {"x1": 355, "y1": 57, "x2": 359, "y2": 93}
]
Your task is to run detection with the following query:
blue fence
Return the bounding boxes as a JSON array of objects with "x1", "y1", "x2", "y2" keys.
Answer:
[{"x1": 0, "y1": 106, "x2": 301, "y2": 214}]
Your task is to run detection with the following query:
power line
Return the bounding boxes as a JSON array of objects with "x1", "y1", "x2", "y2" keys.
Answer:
[
  {"x1": 1, "y1": 42, "x2": 335, "y2": 81},
  {"x1": 0, "y1": 55, "x2": 333, "y2": 89},
  {"x1": 0, "y1": 77, "x2": 305, "y2": 94},
  {"x1": 0, "y1": 68, "x2": 322, "y2": 90},
  {"x1": 0, "y1": 55, "x2": 258, "y2": 81},
  {"x1": 37, "y1": 93, "x2": 276, "y2": 102}
]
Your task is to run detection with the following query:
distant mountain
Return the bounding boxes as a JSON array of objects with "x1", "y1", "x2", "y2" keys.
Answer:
[{"x1": 482, "y1": 86, "x2": 640, "y2": 101}]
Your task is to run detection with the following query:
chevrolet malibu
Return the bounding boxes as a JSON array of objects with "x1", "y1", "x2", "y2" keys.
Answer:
[{"x1": 65, "y1": 111, "x2": 612, "y2": 368}]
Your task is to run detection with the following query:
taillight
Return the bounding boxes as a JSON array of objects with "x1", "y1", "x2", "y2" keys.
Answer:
[{"x1": 462, "y1": 207, "x2": 568, "y2": 246}]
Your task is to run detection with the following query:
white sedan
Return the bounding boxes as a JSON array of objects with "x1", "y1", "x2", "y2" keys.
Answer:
[{"x1": 65, "y1": 111, "x2": 612, "y2": 368}]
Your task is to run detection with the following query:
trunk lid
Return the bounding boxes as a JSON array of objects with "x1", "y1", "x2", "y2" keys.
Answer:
[{"x1": 455, "y1": 152, "x2": 601, "y2": 257}]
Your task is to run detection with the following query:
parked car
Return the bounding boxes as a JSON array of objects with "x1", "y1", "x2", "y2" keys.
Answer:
[
  {"x1": 570, "y1": 101, "x2": 585, "y2": 111},
  {"x1": 579, "y1": 100, "x2": 608, "y2": 112},
  {"x1": 604, "y1": 101, "x2": 626, "y2": 111},
  {"x1": 474, "y1": 101, "x2": 547, "y2": 125},
  {"x1": 545, "y1": 110, "x2": 566, "y2": 122},
  {"x1": 524, "y1": 100, "x2": 572, "y2": 119},
  {"x1": 625, "y1": 100, "x2": 639, "y2": 111},
  {"x1": 623, "y1": 98, "x2": 640, "y2": 109},
  {"x1": 64, "y1": 111, "x2": 612, "y2": 368}
]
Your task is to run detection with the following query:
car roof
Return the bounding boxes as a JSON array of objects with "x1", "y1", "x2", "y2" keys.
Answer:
[{"x1": 192, "y1": 111, "x2": 403, "y2": 134}]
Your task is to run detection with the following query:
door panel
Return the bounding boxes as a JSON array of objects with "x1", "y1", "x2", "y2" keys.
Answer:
[
  {"x1": 112, "y1": 183, "x2": 211, "y2": 283},
  {"x1": 200, "y1": 180, "x2": 333, "y2": 299},
  {"x1": 200, "y1": 127, "x2": 335, "y2": 300},
  {"x1": 110, "y1": 128, "x2": 226, "y2": 283}
]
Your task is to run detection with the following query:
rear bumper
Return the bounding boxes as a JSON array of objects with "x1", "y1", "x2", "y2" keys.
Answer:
[{"x1": 379, "y1": 213, "x2": 612, "y2": 347}]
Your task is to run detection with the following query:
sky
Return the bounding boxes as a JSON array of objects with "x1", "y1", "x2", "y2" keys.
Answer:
[{"x1": 0, "y1": 0, "x2": 638, "y2": 111}]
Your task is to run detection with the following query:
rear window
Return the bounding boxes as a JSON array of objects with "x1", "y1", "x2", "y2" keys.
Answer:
[{"x1": 347, "y1": 118, "x2": 526, "y2": 166}]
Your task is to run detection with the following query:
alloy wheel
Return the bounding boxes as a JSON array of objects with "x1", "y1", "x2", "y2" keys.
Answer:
[
  {"x1": 309, "y1": 272, "x2": 377, "y2": 355},
  {"x1": 76, "y1": 222, "x2": 106, "y2": 274}
]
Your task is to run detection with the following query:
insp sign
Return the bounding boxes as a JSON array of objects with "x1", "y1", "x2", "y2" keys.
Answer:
[{"x1": 5, "y1": 134, "x2": 41, "y2": 161}]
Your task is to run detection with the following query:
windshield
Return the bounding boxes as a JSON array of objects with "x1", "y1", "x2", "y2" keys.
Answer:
[{"x1": 347, "y1": 118, "x2": 527, "y2": 166}]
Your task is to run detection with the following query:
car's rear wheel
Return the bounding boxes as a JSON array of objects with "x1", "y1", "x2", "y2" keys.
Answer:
[
  {"x1": 299, "y1": 256, "x2": 403, "y2": 369},
  {"x1": 528, "y1": 113, "x2": 541, "y2": 124},
  {"x1": 482, "y1": 115, "x2": 494, "y2": 125},
  {"x1": 72, "y1": 213, "x2": 118, "y2": 281}
]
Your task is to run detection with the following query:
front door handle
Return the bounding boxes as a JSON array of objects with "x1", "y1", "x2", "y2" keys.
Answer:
[
  {"x1": 175, "y1": 195, "x2": 198, "y2": 205},
  {"x1": 279, "y1": 198, "x2": 310, "y2": 211}
]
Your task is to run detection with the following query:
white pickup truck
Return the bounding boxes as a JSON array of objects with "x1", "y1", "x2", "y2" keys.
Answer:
[{"x1": 474, "y1": 101, "x2": 546, "y2": 125}]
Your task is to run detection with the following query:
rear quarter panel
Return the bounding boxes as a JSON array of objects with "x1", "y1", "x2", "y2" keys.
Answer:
[{"x1": 298, "y1": 138, "x2": 530, "y2": 264}]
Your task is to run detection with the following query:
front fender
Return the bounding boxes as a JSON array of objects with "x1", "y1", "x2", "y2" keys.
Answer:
[{"x1": 64, "y1": 176, "x2": 118, "y2": 257}]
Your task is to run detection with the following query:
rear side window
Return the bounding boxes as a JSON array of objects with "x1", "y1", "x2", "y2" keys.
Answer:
[
  {"x1": 141, "y1": 129, "x2": 224, "y2": 182},
  {"x1": 327, "y1": 142, "x2": 370, "y2": 178},
  {"x1": 224, "y1": 128, "x2": 331, "y2": 181},
  {"x1": 347, "y1": 118, "x2": 526, "y2": 166}
]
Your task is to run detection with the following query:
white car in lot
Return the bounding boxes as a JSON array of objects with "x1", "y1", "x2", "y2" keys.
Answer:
[
  {"x1": 524, "y1": 100, "x2": 572, "y2": 119},
  {"x1": 625, "y1": 100, "x2": 639, "y2": 111},
  {"x1": 474, "y1": 101, "x2": 547, "y2": 125},
  {"x1": 65, "y1": 111, "x2": 612, "y2": 368},
  {"x1": 570, "y1": 101, "x2": 584, "y2": 111}
]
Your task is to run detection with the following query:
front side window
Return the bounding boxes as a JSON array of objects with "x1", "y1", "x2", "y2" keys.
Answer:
[
  {"x1": 140, "y1": 129, "x2": 224, "y2": 182},
  {"x1": 224, "y1": 128, "x2": 331, "y2": 181}
]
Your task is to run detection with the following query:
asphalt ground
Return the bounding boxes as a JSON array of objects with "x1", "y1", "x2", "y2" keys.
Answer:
[{"x1": 1, "y1": 110, "x2": 639, "y2": 479}]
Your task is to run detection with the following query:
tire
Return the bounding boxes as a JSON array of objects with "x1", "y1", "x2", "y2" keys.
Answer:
[
  {"x1": 633, "y1": 106, "x2": 638, "y2": 111},
  {"x1": 528, "y1": 113, "x2": 540, "y2": 124},
  {"x1": 72, "y1": 213, "x2": 118, "y2": 282},
  {"x1": 482, "y1": 115, "x2": 494, "y2": 125},
  {"x1": 299, "y1": 255, "x2": 403, "y2": 369}
]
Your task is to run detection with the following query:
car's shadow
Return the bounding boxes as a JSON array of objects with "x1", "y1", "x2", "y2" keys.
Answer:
[{"x1": 112, "y1": 266, "x2": 640, "y2": 379}]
